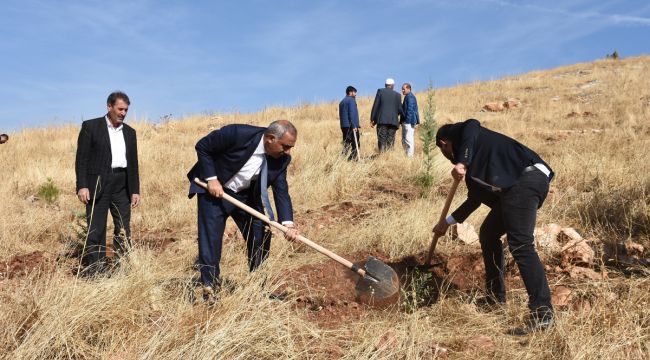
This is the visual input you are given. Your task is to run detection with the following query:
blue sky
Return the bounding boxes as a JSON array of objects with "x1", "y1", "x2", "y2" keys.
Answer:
[{"x1": 1, "y1": 0, "x2": 648, "y2": 131}]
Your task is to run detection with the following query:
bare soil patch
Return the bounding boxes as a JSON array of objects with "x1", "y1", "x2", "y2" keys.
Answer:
[
  {"x1": 0, "y1": 251, "x2": 54, "y2": 280},
  {"x1": 277, "y1": 250, "x2": 531, "y2": 328}
]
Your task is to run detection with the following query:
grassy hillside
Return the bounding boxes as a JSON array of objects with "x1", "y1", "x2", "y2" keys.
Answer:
[{"x1": 1, "y1": 56, "x2": 649, "y2": 359}]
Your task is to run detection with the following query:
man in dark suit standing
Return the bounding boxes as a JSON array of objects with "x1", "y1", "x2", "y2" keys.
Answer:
[
  {"x1": 339, "y1": 85, "x2": 360, "y2": 161},
  {"x1": 75, "y1": 91, "x2": 140, "y2": 276},
  {"x1": 187, "y1": 120, "x2": 300, "y2": 302},
  {"x1": 432, "y1": 119, "x2": 554, "y2": 335},
  {"x1": 370, "y1": 78, "x2": 403, "y2": 152}
]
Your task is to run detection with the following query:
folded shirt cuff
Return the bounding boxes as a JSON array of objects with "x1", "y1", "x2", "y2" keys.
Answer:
[
  {"x1": 282, "y1": 221, "x2": 294, "y2": 226},
  {"x1": 205, "y1": 176, "x2": 217, "y2": 181},
  {"x1": 445, "y1": 215, "x2": 457, "y2": 225}
]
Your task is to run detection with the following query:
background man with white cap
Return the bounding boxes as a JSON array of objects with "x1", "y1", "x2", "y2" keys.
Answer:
[{"x1": 370, "y1": 78, "x2": 403, "y2": 152}]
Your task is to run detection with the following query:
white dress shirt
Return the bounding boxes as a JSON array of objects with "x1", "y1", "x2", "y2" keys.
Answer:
[
  {"x1": 206, "y1": 138, "x2": 293, "y2": 225},
  {"x1": 105, "y1": 116, "x2": 127, "y2": 169}
]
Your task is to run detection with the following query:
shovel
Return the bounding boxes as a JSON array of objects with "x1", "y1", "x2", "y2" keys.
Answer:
[
  {"x1": 194, "y1": 178, "x2": 400, "y2": 305},
  {"x1": 424, "y1": 178, "x2": 460, "y2": 265},
  {"x1": 352, "y1": 128, "x2": 361, "y2": 161}
]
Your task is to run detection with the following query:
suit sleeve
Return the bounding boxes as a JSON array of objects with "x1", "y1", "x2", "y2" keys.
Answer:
[
  {"x1": 397, "y1": 94, "x2": 405, "y2": 119},
  {"x1": 450, "y1": 179, "x2": 482, "y2": 223},
  {"x1": 350, "y1": 100, "x2": 359, "y2": 128},
  {"x1": 195, "y1": 126, "x2": 237, "y2": 179},
  {"x1": 455, "y1": 119, "x2": 480, "y2": 165},
  {"x1": 75, "y1": 121, "x2": 91, "y2": 191},
  {"x1": 131, "y1": 129, "x2": 140, "y2": 194},
  {"x1": 370, "y1": 90, "x2": 381, "y2": 123},
  {"x1": 271, "y1": 163, "x2": 294, "y2": 222},
  {"x1": 339, "y1": 101, "x2": 348, "y2": 127}
]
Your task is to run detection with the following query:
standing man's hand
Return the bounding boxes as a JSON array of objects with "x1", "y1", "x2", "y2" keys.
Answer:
[
  {"x1": 432, "y1": 219, "x2": 449, "y2": 236},
  {"x1": 452, "y1": 163, "x2": 467, "y2": 181},
  {"x1": 131, "y1": 194, "x2": 141, "y2": 208},
  {"x1": 284, "y1": 224, "x2": 300, "y2": 242},
  {"x1": 207, "y1": 179, "x2": 224, "y2": 198},
  {"x1": 77, "y1": 188, "x2": 90, "y2": 204}
]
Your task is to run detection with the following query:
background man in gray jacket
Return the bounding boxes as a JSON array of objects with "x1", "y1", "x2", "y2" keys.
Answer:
[{"x1": 370, "y1": 78, "x2": 403, "y2": 153}]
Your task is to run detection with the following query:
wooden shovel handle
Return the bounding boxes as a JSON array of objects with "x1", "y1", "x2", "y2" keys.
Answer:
[
  {"x1": 424, "y1": 178, "x2": 461, "y2": 265},
  {"x1": 193, "y1": 178, "x2": 368, "y2": 277}
]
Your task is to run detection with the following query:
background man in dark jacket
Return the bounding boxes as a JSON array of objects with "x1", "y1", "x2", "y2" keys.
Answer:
[
  {"x1": 339, "y1": 85, "x2": 360, "y2": 161},
  {"x1": 400, "y1": 83, "x2": 420, "y2": 157},
  {"x1": 75, "y1": 91, "x2": 140, "y2": 276},
  {"x1": 432, "y1": 118, "x2": 554, "y2": 335},
  {"x1": 187, "y1": 120, "x2": 300, "y2": 302},
  {"x1": 370, "y1": 78, "x2": 403, "y2": 152}
]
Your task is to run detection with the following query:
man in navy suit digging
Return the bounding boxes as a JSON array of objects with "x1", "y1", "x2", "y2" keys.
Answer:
[{"x1": 187, "y1": 120, "x2": 300, "y2": 302}]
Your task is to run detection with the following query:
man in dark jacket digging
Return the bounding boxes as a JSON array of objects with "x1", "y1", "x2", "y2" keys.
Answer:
[{"x1": 432, "y1": 118, "x2": 555, "y2": 335}]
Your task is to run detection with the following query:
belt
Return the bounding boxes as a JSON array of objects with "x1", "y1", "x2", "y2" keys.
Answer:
[{"x1": 111, "y1": 167, "x2": 127, "y2": 173}]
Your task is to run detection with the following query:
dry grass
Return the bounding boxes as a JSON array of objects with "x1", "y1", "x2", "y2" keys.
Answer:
[{"x1": 1, "y1": 56, "x2": 649, "y2": 359}]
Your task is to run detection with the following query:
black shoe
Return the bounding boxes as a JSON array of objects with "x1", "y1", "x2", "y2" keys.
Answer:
[
  {"x1": 202, "y1": 286, "x2": 218, "y2": 305},
  {"x1": 508, "y1": 312, "x2": 554, "y2": 336},
  {"x1": 474, "y1": 296, "x2": 506, "y2": 313},
  {"x1": 268, "y1": 291, "x2": 288, "y2": 301}
]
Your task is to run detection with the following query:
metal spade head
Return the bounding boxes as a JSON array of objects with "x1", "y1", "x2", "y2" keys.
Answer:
[{"x1": 355, "y1": 256, "x2": 400, "y2": 307}]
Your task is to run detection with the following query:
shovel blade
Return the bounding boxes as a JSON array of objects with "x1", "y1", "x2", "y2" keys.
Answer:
[{"x1": 355, "y1": 257, "x2": 400, "y2": 307}]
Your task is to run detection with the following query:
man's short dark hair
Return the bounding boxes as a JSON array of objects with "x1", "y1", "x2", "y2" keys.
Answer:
[
  {"x1": 435, "y1": 123, "x2": 454, "y2": 147},
  {"x1": 107, "y1": 91, "x2": 130, "y2": 106},
  {"x1": 346, "y1": 86, "x2": 357, "y2": 95}
]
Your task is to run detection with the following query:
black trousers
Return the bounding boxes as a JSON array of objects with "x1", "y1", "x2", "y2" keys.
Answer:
[
  {"x1": 196, "y1": 185, "x2": 271, "y2": 287},
  {"x1": 341, "y1": 127, "x2": 360, "y2": 161},
  {"x1": 479, "y1": 168, "x2": 553, "y2": 315},
  {"x1": 376, "y1": 124, "x2": 398, "y2": 153},
  {"x1": 83, "y1": 171, "x2": 131, "y2": 269}
]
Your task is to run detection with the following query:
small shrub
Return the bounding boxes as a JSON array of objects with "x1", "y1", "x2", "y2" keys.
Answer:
[
  {"x1": 401, "y1": 268, "x2": 437, "y2": 313},
  {"x1": 37, "y1": 177, "x2": 60, "y2": 204}
]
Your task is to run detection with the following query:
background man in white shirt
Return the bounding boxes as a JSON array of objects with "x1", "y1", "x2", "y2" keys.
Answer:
[{"x1": 75, "y1": 91, "x2": 140, "y2": 277}]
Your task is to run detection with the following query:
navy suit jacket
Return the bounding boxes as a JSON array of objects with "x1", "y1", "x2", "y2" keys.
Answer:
[
  {"x1": 448, "y1": 119, "x2": 553, "y2": 223},
  {"x1": 339, "y1": 95, "x2": 359, "y2": 128},
  {"x1": 186, "y1": 124, "x2": 294, "y2": 222}
]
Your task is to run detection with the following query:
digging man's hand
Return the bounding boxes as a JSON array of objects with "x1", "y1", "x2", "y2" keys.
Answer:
[
  {"x1": 207, "y1": 179, "x2": 224, "y2": 198},
  {"x1": 451, "y1": 163, "x2": 467, "y2": 181},
  {"x1": 284, "y1": 224, "x2": 300, "y2": 242},
  {"x1": 432, "y1": 219, "x2": 449, "y2": 236}
]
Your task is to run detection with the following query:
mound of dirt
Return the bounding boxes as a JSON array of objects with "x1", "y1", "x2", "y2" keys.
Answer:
[
  {"x1": 0, "y1": 251, "x2": 53, "y2": 280},
  {"x1": 279, "y1": 251, "x2": 389, "y2": 328},
  {"x1": 277, "y1": 250, "x2": 525, "y2": 328}
]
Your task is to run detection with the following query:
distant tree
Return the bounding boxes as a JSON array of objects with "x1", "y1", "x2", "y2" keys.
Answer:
[{"x1": 606, "y1": 50, "x2": 620, "y2": 60}]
